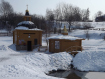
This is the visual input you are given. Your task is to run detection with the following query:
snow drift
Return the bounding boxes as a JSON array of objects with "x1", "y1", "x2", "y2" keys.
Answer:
[
  {"x1": 73, "y1": 51, "x2": 105, "y2": 71},
  {"x1": 0, "y1": 50, "x2": 73, "y2": 79}
]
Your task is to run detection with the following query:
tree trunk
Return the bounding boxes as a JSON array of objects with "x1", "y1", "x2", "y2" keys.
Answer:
[{"x1": 69, "y1": 22, "x2": 71, "y2": 32}]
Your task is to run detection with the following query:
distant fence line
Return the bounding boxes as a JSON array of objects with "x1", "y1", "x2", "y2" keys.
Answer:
[
  {"x1": 0, "y1": 32, "x2": 12, "y2": 36},
  {"x1": 83, "y1": 46, "x2": 105, "y2": 51}
]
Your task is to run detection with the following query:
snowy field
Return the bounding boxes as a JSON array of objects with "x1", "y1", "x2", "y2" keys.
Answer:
[
  {"x1": 0, "y1": 36, "x2": 72, "y2": 79},
  {"x1": 0, "y1": 24, "x2": 105, "y2": 79}
]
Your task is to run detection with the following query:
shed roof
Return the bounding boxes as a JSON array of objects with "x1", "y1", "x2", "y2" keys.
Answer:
[{"x1": 47, "y1": 34, "x2": 84, "y2": 40}]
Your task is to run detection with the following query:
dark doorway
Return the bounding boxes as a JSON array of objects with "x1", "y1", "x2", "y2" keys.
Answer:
[
  {"x1": 27, "y1": 41, "x2": 32, "y2": 51},
  {"x1": 34, "y1": 39, "x2": 37, "y2": 45}
]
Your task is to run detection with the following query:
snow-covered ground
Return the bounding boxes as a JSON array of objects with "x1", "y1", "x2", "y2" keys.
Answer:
[
  {"x1": 0, "y1": 36, "x2": 72, "y2": 79},
  {"x1": 70, "y1": 29, "x2": 105, "y2": 72},
  {"x1": 0, "y1": 22, "x2": 105, "y2": 79},
  {"x1": 0, "y1": 30, "x2": 8, "y2": 33},
  {"x1": 73, "y1": 51, "x2": 105, "y2": 71},
  {"x1": 53, "y1": 21, "x2": 105, "y2": 29}
]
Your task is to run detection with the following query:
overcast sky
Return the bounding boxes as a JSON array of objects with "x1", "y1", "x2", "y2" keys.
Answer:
[{"x1": 2, "y1": 0, "x2": 105, "y2": 19}]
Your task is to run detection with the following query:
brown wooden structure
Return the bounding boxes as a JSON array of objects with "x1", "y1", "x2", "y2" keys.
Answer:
[
  {"x1": 13, "y1": 28, "x2": 42, "y2": 51},
  {"x1": 13, "y1": 7, "x2": 43, "y2": 51},
  {"x1": 48, "y1": 26, "x2": 84, "y2": 54},
  {"x1": 48, "y1": 38, "x2": 84, "y2": 53}
]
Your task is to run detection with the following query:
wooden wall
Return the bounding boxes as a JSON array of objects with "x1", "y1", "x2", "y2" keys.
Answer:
[
  {"x1": 49, "y1": 39, "x2": 82, "y2": 53},
  {"x1": 13, "y1": 30, "x2": 42, "y2": 46}
]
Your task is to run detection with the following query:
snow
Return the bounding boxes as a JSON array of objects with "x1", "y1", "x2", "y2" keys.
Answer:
[
  {"x1": 15, "y1": 26, "x2": 42, "y2": 31},
  {"x1": 15, "y1": 26, "x2": 29, "y2": 30},
  {"x1": 0, "y1": 30, "x2": 8, "y2": 33},
  {"x1": 69, "y1": 29, "x2": 105, "y2": 40},
  {"x1": 73, "y1": 51, "x2": 105, "y2": 71},
  {"x1": 84, "y1": 72, "x2": 105, "y2": 79},
  {"x1": 0, "y1": 37, "x2": 72, "y2": 79},
  {"x1": 47, "y1": 34, "x2": 84, "y2": 40},
  {"x1": 1, "y1": 22, "x2": 105, "y2": 79},
  {"x1": 53, "y1": 21, "x2": 105, "y2": 30},
  {"x1": 70, "y1": 29, "x2": 105, "y2": 72},
  {"x1": 29, "y1": 28, "x2": 42, "y2": 31},
  {"x1": 17, "y1": 21, "x2": 34, "y2": 26}
]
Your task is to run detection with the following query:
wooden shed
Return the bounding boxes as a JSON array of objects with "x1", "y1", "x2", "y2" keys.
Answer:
[
  {"x1": 13, "y1": 26, "x2": 42, "y2": 51},
  {"x1": 48, "y1": 26, "x2": 84, "y2": 54}
]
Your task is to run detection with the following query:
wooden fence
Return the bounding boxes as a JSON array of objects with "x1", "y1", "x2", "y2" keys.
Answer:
[
  {"x1": 38, "y1": 46, "x2": 48, "y2": 52},
  {"x1": 65, "y1": 46, "x2": 83, "y2": 55},
  {"x1": 0, "y1": 32, "x2": 12, "y2": 36}
]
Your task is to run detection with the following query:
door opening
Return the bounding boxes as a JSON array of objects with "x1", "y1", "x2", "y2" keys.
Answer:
[{"x1": 27, "y1": 41, "x2": 32, "y2": 51}]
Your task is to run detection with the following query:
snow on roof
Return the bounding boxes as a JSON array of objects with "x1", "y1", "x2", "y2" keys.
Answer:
[
  {"x1": 17, "y1": 21, "x2": 34, "y2": 26},
  {"x1": 29, "y1": 28, "x2": 42, "y2": 31},
  {"x1": 15, "y1": 26, "x2": 42, "y2": 31},
  {"x1": 15, "y1": 26, "x2": 29, "y2": 30},
  {"x1": 47, "y1": 34, "x2": 84, "y2": 40}
]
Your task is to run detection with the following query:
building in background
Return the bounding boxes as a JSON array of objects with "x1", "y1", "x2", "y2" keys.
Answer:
[{"x1": 95, "y1": 15, "x2": 105, "y2": 22}]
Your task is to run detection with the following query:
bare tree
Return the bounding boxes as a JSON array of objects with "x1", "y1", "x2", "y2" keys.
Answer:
[
  {"x1": 81, "y1": 9, "x2": 86, "y2": 21},
  {"x1": 54, "y1": 3, "x2": 84, "y2": 32},
  {"x1": 57, "y1": 4, "x2": 64, "y2": 33},
  {"x1": 81, "y1": 8, "x2": 90, "y2": 21},
  {"x1": 104, "y1": 33, "x2": 105, "y2": 40},
  {"x1": 86, "y1": 8, "x2": 90, "y2": 21},
  {"x1": 73, "y1": 7, "x2": 82, "y2": 21},
  {"x1": 54, "y1": 3, "x2": 64, "y2": 34},
  {"x1": 46, "y1": 9, "x2": 54, "y2": 21},
  {"x1": 54, "y1": 7, "x2": 61, "y2": 21},
  {"x1": 96, "y1": 11, "x2": 103, "y2": 17},
  {"x1": 84, "y1": 29, "x2": 90, "y2": 40},
  {"x1": 46, "y1": 9, "x2": 55, "y2": 35},
  {"x1": 0, "y1": 0, "x2": 14, "y2": 24},
  {"x1": 32, "y1": 14, "x2": 46, "y2": 30},
  {"x1": 62, "y1": 3, "x2": 72, "y2": 32},
  {"x1": 83, "y1": 22, "x2": 92, "y2": 40},
  {"x1": 54, "y1": 8, "x2": 60, "y2": 34},
  {"x1": 62, "y1": 4, "x2": 82, "y2": 31},
  {"x1": 54, "y1": 27, "x2": 57, "y2": 34},
  {"x1": 46, "y1": 3, "x2": 90, "y2": 32}
]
